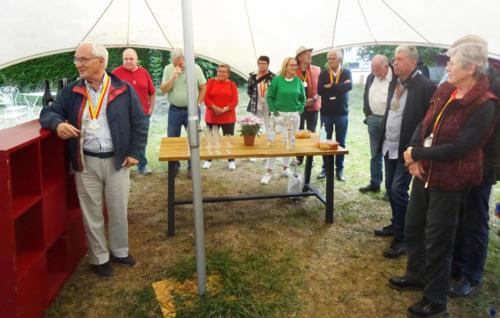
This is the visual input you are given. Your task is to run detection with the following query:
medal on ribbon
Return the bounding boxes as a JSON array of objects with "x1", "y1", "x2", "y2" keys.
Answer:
[{"x1": 87, "y1": 75, "x2": 110, "y2": 130}]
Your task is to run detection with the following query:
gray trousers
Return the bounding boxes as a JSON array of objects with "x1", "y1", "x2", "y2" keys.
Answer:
[
  {"x1": 405, "y1": 178, "x2": 464, "y2": 305},
  {"x1": 75, "y1": 156, "x2": 131, "y2": 265}
]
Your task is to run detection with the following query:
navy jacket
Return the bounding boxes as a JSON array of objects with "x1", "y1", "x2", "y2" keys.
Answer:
[
  {"x1": 39, "y1": 73, "x2": 148, "y2": 171},
  {"x1": 317, "y1": 68, "x2": 352, "y2": 116}
]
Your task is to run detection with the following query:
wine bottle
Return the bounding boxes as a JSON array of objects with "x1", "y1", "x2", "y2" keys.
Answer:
[{"x1": 42, "y1": 80, "x2": 54, "y2": 107}]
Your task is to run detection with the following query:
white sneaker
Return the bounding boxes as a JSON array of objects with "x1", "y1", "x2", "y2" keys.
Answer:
[
  {"x1": 281, "y1": 168, "x2": 292, "y2": 177},
  {"x1": 228, "y1": 161, "x2": 236, "y2": 170},
  {"x1": 249, "y1": 158, "x2": 257, "y2": 162},
  {"x1": 202, "y1": 161, "x2": 212, "y2": 169},
  {"x1": 260, "y1": 172, "x2": 272, "y2": 185}
]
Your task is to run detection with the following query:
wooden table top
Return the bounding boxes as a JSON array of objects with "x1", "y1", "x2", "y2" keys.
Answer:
[{"x1": 159, "y1": 134, "x2": 349, "y2": 161}]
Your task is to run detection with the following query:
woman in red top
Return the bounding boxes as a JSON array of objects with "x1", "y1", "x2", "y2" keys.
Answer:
[{"x1": 203, "y1": 64, "x2": 239, "y2": 170}]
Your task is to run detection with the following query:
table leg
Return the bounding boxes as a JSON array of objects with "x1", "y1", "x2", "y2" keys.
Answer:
[
  {"x1": 303, "y1": 156, "x2": 313, "y2": 191},
  {"x1": 167, "y1": 161, "x2": 176, "y2": 236},
  {"x1": 325, "y1": 155, "x2": 335, "y2": 224}
]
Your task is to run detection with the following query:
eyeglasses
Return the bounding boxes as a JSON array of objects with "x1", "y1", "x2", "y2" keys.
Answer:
[
  {"x1": 288, "y1": 63, "x2": 298, "y2": 67},
  {"x1": 73, "y1": 57, "x2": 99, "y2": 65}
]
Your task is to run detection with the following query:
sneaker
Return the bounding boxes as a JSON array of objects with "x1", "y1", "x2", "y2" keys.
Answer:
[
  {"x1": 374, "y1": 224, "x2": 395, "y2": 237},
  {"x1": 449, "y1": 276, "x2": 479, "y2": 298},
  {"x1": 261, "y1": 172, "x2": 272, "y2": 185},
  {"x1": 281, "y1": 168, "x2": 292, "y2": 177},
  {"x1": 336, "y1": 170, "x2": 346, "y2": 182},
  {"x1": 228, "y1": 161, "x2": 236, "y2": 170},
  {"x1": 407, "y1": 297, "x2": 447, "y2": 317},
  {"x1": 111, "y1": 254, "x2": 136, "y2": 267},
  {"x1": 317, "y1": 170, "x2": 326, "y2": 179},
  {"x1": 202, "y1": 160, "x2": 212, "y2": 169},
  {"x1": 92, "y1": 261, "x2": 113, "y2": 277},
  {"x1": 383, "y1": 239, "x2": 406, "y2": 258},
  {"x1": 138, "y1": 165, "x2": 152, "y2": 175},
  {"x1": 249, "y1": 158, "x2": 257, "y2": 162}
]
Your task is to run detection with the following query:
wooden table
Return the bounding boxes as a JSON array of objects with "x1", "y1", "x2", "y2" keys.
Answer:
[{"x1": 159, "y1": 134, "x2": 348, "y2": 236}]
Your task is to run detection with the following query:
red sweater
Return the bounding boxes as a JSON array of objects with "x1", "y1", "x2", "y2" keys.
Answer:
[
  {"x1": 112, "y1": 65, "x2": 156, "y2": 115},
  {"x1": 204, "y1": 79, "x2": 238, "y2": 124}
]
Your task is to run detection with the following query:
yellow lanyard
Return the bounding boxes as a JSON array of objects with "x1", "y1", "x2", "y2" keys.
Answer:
[
  {"x1": 258, "y1": 73, "x2": 268, "y2": 97},
  {"x1": 300, "y1": 70, "x2": 307, "y2": 83},
  {"x1": 432, "y1": 89, "x2": 458, "y2": 133},
  {"x1": 87, "y1": 74, "x2": 110, "y2": 120},
  {"x1": 329, "y1": 66, "x2": 342, "y2": 84}
]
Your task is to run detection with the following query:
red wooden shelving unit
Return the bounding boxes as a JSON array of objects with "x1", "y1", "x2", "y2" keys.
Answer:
[{"x1": 0, "y1": 120, "x2": 87, "y2": 318}]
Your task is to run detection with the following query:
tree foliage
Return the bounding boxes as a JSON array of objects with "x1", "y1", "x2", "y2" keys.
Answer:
[
  {"x1": 0, "y1": 48, "x2": 245, "y2": 91},
  {"x1": 357, "y1": 45, "x2": 443, "y2": 66}
]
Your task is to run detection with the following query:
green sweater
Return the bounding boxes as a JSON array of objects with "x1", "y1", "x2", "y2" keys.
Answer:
[{"x1": 266, "y1": 75, "x2": 306, "y2": 113}]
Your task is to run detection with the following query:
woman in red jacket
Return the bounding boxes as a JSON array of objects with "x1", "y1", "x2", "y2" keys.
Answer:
[{"x1": 203, "y1": 64, "x2": 239, "y2": 170}]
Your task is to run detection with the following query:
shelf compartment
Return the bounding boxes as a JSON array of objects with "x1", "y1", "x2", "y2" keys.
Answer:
[
  {"x1": 46, "y1": 234, "x2": 70, "y2": 304},
  {"x1": 9, "y1": 142, "x2": 42, "y2": 218},
  {"x1": 16, "y1": 254, "x2": 47, "y2": 318},
  {"x1": 42, "y1": 180, "x2": 67, "y2": 247},
  {"x1": 41, "y1": 134, "x2": 67, "y2": 191},
  {"x1": 14, "y1": 202, "x2": 45, "y2": 276}
]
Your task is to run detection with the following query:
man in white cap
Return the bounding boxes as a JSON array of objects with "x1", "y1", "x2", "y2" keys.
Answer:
[{"x1": 295, "y1": 46, "x2": 321, "y2": 165}]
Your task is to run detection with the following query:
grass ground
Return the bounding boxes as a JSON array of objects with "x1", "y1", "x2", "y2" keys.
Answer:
[{"x1": 46, "y1": 84, "x2": 500, "y2": 318}]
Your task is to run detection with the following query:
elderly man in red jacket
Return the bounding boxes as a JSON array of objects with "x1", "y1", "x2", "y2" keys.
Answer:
[{"x1": 295, "y1": 46, "x2": 321, "y2": 165}]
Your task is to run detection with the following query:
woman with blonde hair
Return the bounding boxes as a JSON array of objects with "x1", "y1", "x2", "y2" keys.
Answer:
[{"x1": 260, "y1": 57, "x2": 305, "y2": 184}]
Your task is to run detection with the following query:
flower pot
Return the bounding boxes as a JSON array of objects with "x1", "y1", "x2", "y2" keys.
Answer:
[{"x1": 243, "y1": 134, "x2": 256, "y2": 146}]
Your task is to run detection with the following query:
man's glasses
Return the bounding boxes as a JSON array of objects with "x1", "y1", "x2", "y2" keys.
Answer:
[{"x1": 73, "y1": 57, "x2": 99, "y2": 65}]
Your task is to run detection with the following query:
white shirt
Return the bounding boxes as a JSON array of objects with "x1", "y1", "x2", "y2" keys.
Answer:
[
  {"x1": 382, "y1": 79, "x2": 408, "y2": 160},
  {"x1": 83, "y1": 75, "x2": 113, "y2": 152},
  {"x1": 368, "y1": 69, "x2": 392, "y2": 116}
]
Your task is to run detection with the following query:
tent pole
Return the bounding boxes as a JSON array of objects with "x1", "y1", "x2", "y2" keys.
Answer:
[{"x1": 181, "y1": 0, "x2": 207, "y2": 296}]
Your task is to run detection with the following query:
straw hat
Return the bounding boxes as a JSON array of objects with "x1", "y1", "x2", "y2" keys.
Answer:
[{"x1": 296, "y1": 46, "x2": 313, "y2": 58}]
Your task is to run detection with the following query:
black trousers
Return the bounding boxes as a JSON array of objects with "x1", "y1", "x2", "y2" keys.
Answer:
[{"x1": 405, "y1": 178, "x2": 465, "y2": 305}]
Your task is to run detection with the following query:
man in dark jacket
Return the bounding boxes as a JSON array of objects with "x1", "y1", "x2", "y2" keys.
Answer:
[
  {"x1": 39, "y1": 43, "x2": 148, "y2": 277},
  {"x1": 374, "y1": 45, "x2": 436, "y2": 259},
  {"x1": 317, "y1": 49, "x2": 352, "y2": 181},
  {"x1": 360, "y1": 55, "x2": 396, "y2": 194}
]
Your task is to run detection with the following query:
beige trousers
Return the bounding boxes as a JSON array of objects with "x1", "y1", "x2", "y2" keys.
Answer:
[{"x1": 74, "y1": 156, "x2": 131, "y2": 265}]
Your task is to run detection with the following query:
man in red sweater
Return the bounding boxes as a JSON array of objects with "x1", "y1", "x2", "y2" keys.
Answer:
[{"x1": 112, "y1": 48, "x2": 156, "y2": 174}]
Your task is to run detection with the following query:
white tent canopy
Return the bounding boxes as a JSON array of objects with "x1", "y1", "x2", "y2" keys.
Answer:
[{"x1": 2, "y1": 0, "x2": 500, "y2": 76}]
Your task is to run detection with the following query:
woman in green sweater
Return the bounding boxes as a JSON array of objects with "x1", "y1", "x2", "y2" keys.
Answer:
[{"x1": 261, "y1": 57, "x2": 306, "y2": 184}]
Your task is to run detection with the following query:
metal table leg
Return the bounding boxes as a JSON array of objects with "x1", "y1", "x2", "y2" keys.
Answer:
[
  {"x1": 325, "y1": 155, "x2": 335, "y2": 223},
  {"x1": 167, "y1": 161, "x2": 176, "y2": 236}
]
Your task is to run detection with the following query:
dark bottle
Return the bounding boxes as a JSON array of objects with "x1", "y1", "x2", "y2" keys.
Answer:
[{"x1": 42, "y1": 80, "x2": 54, "y2": 108}]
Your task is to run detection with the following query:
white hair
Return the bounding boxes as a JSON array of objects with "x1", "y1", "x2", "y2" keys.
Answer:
[
  {"x1": 170, "y1": 48, "x2": 184, "y2": 63},
  {"x1": 79, "y1": 42, "x2": 109, "y2": 68},
  {"x1": 327, "y1": 49, "x2": 343, "y2": 61},
  {"x1": 395, "y1": 45, "x2": 419, "y2": 62},
  {"x1": 447, "y1": 35, "x2": 489, "y2": 78},
  {"x1": 372, "y1": 54, "x2": 389, "y2": 66}
]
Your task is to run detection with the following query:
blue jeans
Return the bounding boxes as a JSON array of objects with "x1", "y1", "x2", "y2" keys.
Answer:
[
  {"x1": 321, "y1": 114, "x2": 348, "y2": 172},
  {"x1": 385, "y1": 157, "x2": 412, "y2": 242},
  {"x1": 137, "y1": 116, "x2": 150, "y2": 171},
  {"x1": 167, "y1": 105, "x2": 198, "y2": 169},
  {"x1": 452, "y1": 178, "x2": 492, "y2": 285},
  {"x1": 366, "y1": 115, "x2": 384, "y2": 187}
]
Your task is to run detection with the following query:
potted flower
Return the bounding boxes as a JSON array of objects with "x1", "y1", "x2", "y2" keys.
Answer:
[{"x1": 238, "y1": 115, "x2": 263, "y2": 146}]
